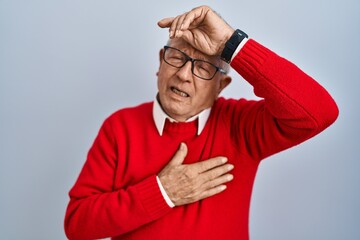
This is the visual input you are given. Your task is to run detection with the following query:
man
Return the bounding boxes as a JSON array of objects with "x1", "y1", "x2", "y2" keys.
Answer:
[{"x1": 64, "y1": 5, "x2": 338, "y2": 240}]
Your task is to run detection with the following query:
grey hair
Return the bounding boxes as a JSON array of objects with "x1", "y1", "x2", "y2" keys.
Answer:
[{"x1": 220, "y1": 61, "x2": 230, "y2": 75}]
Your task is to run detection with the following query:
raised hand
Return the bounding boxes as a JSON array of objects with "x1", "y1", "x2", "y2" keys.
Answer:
[
  {"x1": 158, "y1": 143, "x2": 234, "y2": 206},
  {"x1": 158, "y1": 5, "x2": 234, "y2": 56}
]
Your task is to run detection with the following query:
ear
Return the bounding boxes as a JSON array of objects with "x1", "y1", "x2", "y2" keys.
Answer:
[
  {"x1": 218, "y1": 75, "x2": 232, "y2": 95},
  {"x1": 156, "y1": 48, "x2": 165, "y2": 76},
  {"x1": 159, "y1": 48, "x2": 164, "y2": 62}
]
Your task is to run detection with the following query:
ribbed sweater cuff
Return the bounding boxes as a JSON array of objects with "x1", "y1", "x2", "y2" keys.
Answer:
[
  {"x1": 230, "y1": 39, "x2": 272, "y2": 79},
  {"x1": 135, "y1": 175, "x2": 172, "y2": 220}
]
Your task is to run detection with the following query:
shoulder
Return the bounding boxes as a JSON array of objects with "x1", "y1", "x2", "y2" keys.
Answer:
[
  {"x1": 212, "y1": 97, "x2": 265, "y2": 124},
  {"x1": 105, "y1": 101, "x2": 154, "y2": 126},
  {"x1": 213, "y1": 97, "x2": 261, "y2": 113}
]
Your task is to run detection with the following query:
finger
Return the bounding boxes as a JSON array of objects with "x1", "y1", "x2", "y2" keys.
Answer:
[
  {"x1": 179, "y1": 30, "x2": 195, "y2": 47},
  {"x1": 191, "y1": 157, "x2": 228, "y2": 173},
  {"x1": 169, "y1": 16, "x2": 181, "y2": 38},
  {"x1": 157, "y1": 17, "x2": 175, "y2": 28},
  {"x1": 179, "y1": 11, "x2": 198, "y2": 31},
  {"x1": 168, "y1": 142, "x2": 188, "y2": 166},
  {"x1": 196, "y1": 184, "x2": 227, "y2": 202},
  {"x1": 174, "y1": 13, "x2": 188, "y2": 37},
  {"x1": 199, "y1": 164, "x2": 234, "y2": 185},
  {"x1": 201, "y1": 173, "x2": 233, "y2": 191},
  {"x1": 181, "y1": 6, "x2": 208, "y2": 30}
]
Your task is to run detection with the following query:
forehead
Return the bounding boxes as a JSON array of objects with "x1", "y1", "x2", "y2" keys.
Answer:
[{"x1": 168, "y1": 39, "x2": 220, "y2": 63}]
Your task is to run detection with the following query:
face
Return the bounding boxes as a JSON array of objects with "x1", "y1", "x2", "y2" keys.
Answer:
[{"x1": 157, "y1": 39, "x2": 231, "y2": 122}]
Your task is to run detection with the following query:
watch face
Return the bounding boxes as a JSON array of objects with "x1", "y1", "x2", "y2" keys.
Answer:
[{"x1": 236, "y1": 29, "x2": 248, "y2": 38}]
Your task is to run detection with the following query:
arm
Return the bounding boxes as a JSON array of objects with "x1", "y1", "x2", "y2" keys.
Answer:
[
  {"x1": 65, "y1": 120, "x2": 234, "y2": 239},
  {"x1": 64, "y1": 119, "x2": 171, "y2": 239},
  {"x1": 159, "y1": 5, "x2": 338, "y2": 160},
  {"x1": 228, "y1": 39, "x2": 339, "y2": 160}
]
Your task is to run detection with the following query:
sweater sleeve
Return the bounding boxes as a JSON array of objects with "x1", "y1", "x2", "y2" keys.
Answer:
[
  {"x1": 64, "y1": 119, "x2": 171, "y2": 239},
  {"x1": 228, "y1": 39, "x2": 339, "y2": 161}
]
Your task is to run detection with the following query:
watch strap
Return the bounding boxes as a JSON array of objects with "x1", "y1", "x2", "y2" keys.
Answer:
[{"x1": 221, "y1": 29, "x2": 248, "y2": 63}]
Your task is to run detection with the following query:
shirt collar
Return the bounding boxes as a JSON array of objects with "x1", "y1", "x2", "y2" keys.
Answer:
[{"x1": 153, "y1": 96, "x2": 211, "y2": 136}]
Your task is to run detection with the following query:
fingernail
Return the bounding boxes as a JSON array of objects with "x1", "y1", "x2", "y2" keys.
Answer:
[
  {"x1": 222, "y1": 157, "x2": 228, "y2": 163},
  {"x1": 227, "y1": 164, "x2": 234, "y2": 171},
  {"x1": 227, "y1": 174, "x2": 234, "y2": 181},
  {"x1": 220, "y1": 185, "x2": 227, "y2": 191}
]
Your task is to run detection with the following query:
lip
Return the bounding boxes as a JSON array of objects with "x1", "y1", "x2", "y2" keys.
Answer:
[{"x1": 170, "y1": 86, "x2": 190, "y2": 98}]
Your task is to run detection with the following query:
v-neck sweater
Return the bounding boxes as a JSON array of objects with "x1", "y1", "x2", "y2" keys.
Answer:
[{"x1": 65, "y1": 39, "x2": 338, "y2": 240}]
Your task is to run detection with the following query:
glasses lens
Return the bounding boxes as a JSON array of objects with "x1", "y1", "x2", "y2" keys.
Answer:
[
  {"x1": 163, "y1": 46, "x2": 220, "y2": 80},
  {"x1": 193, "y1": 60, "x2": 217, "y2": 80},
  {"x1": 164, "y1": 48, "x2": 186, "y2": 68}
]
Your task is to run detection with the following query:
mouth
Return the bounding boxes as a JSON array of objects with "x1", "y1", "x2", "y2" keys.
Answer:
[{"x1": 171, "y1": 87, "x2": 190, "y2": 97}]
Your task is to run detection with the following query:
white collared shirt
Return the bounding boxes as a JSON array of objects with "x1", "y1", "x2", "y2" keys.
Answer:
[{"x1": 152, "y1": 97, "x2": 211, "y2": 136}]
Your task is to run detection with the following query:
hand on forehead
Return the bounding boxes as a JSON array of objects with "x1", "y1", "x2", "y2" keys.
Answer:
[
  {"x1": 167, "y1": 38, "x2": 222, "y2": 64},
  {"x1": 158, "y1": 5, "x2": 234, "y2": 57}
]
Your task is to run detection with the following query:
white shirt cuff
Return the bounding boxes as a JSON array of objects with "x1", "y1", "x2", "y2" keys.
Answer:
[
  {"x1": 230, "y1": 38, "x2": 249, "y2": 62},
  {"x1": 156, "y1": 176, "x2": 175, "y2": 208}
]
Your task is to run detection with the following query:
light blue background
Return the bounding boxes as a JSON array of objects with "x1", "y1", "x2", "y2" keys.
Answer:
[{"x1": 1, "y1": 0, "x2": 359, "y2": 239}]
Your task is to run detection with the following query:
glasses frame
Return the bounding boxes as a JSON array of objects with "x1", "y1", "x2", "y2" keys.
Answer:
[{"x1": 163, "y1": 46, "x2": 226, "y2": 80}]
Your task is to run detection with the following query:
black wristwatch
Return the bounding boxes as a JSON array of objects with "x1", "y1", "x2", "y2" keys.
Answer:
[{"x1": 221, "y1": 29, "x2": 248, "y2": 63}]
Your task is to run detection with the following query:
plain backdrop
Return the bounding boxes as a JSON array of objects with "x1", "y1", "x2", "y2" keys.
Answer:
[{"x1": 1, "y1": 0, "x2": 359, "y2": 239}]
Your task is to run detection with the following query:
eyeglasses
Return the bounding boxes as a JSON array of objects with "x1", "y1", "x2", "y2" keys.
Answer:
[{"x1": 163, "y1": 46, "x2": 226, "y2": 80}]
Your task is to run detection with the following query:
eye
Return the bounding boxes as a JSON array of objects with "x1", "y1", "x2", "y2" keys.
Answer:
[
  {"x1": 196, "y1": 62, "x2": 212, "y2": 73},
  {"x1": 167, "y1": 50, "x2": 185, "y2": 62},
  {"x1": 170, "y1": 56, "x2": 184, "y2": 61}
]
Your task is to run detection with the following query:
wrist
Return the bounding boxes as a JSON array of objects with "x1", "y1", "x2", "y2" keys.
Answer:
[
  {"x1": 220, "y1": 29, "x2": 248, "y2": 63},
  {"x1": 156, "y1": 176, "x2": 175, "y2": 208},
  {"x1": 218, "y1": 28, "x2": 235, "y2": 54}
]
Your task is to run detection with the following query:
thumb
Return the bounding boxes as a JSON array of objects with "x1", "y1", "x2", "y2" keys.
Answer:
[
  {"x1": 180, "y1": 30, "x2": 196, "y2": 47},
  {"x1": 168, "y1": 142, "x2": 188, "y2": 166}
]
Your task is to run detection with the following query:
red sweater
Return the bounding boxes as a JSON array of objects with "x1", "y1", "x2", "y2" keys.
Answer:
[{"x1": 64, "y1": 40, "x2": 338, "y2": 240}]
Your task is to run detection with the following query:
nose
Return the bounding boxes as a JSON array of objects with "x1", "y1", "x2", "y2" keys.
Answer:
[{"x1": 176, "y1": 60, "x2": 193, "y2": 82}]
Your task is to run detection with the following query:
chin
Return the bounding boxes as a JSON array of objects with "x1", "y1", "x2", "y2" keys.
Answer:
[{"x1": 167, "y1": 108, "x2": 192, "y2": 121}]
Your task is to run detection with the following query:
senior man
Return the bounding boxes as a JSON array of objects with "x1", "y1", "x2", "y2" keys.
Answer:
[{"x1": 65, "y1": 5, "x2": 338, "y2": 240}]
